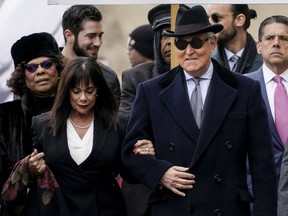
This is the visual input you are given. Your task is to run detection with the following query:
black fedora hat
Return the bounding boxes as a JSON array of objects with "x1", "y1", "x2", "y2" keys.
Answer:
[{"x1": 163, "y1": 5, "x2": 223, "y2": 37}]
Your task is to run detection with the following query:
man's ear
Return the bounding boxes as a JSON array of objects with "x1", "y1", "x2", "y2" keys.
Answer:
[
  {"x1": 63, "y1": 29, "x2": 75, "y2": 43},
  {"x1": 235, "y1": 13, "x2": 245, "y2": 28},
  {"x1": 256, "y1": 41, "x2": 262, "y2": 54},
  {"x1": 209, "y1": 35, "x2": 217, "y2": 53}
]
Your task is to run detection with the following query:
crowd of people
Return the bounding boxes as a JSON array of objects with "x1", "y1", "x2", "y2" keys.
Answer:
[{"x1": 0, "y1": 3, "x2": 288, "y2": 216}]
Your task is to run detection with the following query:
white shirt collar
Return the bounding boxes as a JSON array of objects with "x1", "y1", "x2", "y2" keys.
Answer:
[
  {"x1": 262, "y1": 63, "x2": 288, "y2": 84},
  {"x1": 225, "y1": 48, "x2": 244, "y2": 61},
  {"x1": 184, "y1": 62, "x2": 213, "y2": 81}
]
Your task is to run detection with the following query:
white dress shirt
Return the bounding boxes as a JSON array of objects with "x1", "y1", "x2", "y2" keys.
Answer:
[
  {"x1": 67, "y1": 119, "x2": 94, "y2": 165},
  {"x1": 225, "y1": 48, "x2": 244, "y2": 71},
  {"x1": 184, "y1": 63, "x2": 213, "y2": 109},
  {"x1": 263, "y1": 63, "x2": 288, "y2": 120}
]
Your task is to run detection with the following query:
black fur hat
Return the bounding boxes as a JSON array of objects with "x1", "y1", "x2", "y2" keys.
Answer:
[{"x1": 11, "y1": 32, "x2": 60, "y2": 68}]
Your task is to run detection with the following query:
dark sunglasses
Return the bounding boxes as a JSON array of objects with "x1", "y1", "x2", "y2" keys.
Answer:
[
  {"x1": 25, "y1": 59, "x2": 54, "y2": 73},
  {"x1": 210, "y1": 13, "x2": 234, "y2": 23},
  {"x1": 174, "y1": 38, "x2": 210, "y2": 50}
]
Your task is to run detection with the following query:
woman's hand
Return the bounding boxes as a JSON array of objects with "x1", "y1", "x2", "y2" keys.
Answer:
[
  {"x1": 133, "y1": 139, "x2": 155, "y2": 155},
  {"x1": 28, "y1": 149, "x2": 46, "y2": 176}
]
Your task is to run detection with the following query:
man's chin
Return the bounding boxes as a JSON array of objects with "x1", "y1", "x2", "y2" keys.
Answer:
[{"x1": 87, "y1": 53, "x2": 98, "y2": 60}]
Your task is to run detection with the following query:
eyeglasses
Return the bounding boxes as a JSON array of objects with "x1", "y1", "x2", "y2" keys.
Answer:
[
  {"x1": 128, "y1": 45, "x2": 134, "y2": 52},
  {"x1": 174, "y1": 38, "x2": 210, "y2": 50},
  {"x1": 210, "y1": 13, "x2": 235, "y2": 23},
  {"x1": 25, "y1": 59, "x2": 54, "y2": 73}
]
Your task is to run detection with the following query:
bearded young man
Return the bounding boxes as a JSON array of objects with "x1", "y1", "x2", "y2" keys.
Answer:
[
  {"x1": 61, "y1": 5, "x2": 120, "y2": 106},
  {"x1": 208, "y1": 4, "x2": 262, "y2": 74}
]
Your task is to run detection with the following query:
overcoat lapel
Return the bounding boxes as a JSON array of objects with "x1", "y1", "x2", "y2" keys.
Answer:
[
  {"x1": 159, "y1": 71, "x2": 200, "y2": 144},
  {"x1": 190, "y1": 69, "x2": 237, "y2": 167}
]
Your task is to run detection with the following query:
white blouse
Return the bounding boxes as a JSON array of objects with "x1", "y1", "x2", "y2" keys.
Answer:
[{"x1": 66, "y1": 119, "x2": 94, "y2": 165}]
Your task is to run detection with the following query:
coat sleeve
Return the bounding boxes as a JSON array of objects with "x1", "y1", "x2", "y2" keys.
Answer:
[
  {"x1": 121, "y1": 83, "x2": 173, "y2": 191},
  {"x1": 118, "y1": 70, "x2": 136, "y2": 133}
]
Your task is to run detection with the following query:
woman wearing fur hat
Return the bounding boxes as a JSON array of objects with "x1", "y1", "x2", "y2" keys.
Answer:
[
  {"x1": 0, "y1": 32, "x2": 64, "y2": 204},
  {"x1": 2, "y1": 57, "x2": 154, "y2": 216}
]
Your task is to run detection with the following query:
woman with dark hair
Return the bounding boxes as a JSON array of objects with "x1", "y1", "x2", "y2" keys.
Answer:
[
  {"x1": 0, "y1": 32, "x2": 64, "y2": 196},
  {"x1": 2, "y1": 57, "x2": 153, "y2": 216}
]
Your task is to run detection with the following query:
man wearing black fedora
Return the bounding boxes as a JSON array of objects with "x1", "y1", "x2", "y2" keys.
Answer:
[
  {"x1": 122, "y1": 5, "x2": 277, "y2": 216},
  {"x1": 120, "y1": 5, "x2": 188, "y2": 216}
]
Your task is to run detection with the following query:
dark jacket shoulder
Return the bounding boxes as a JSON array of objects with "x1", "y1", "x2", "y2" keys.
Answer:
[
  {"x1": 122, "y1": 62, "x2": 155, "y2": 76},
  {"x1": 121, "y1": 62, "x2": 158, "y2": 84},
  {"x1": 96, "y1": 60, "x2": 121, "y2": 105}
]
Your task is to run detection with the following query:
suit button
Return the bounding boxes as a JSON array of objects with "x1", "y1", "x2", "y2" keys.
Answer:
[
  {"x1": 214, "y1": 175, "x2": 222, "y2": 183},
  {"x1": 225, "y1": 140, "x2": 232, "y2": 149},
  {"x1": 214, "y1": 209, "x2": 222, "y2": 216},
  {"x1": 169, "y1": 143, "x2": 175, "y2": 151}
]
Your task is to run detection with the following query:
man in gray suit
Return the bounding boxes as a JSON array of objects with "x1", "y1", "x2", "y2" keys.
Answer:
[
  {"x1": 270, "y1": 15, "x2": 288, "y2": 216},
  {"x1": 246, "y1": 15, "x2": 288, "y2": 183},
  {"x1": 245, "y1": 15, "x2": 288, "y2": 215}
]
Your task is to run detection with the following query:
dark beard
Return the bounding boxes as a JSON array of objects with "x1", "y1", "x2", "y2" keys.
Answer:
[
  {"x1": 218, "y1": 26, "x2": 237, "y2": 47},
  {"x1": 73, "y1": 41, "x2": 88, "y2": 57},
  {"x1": 72, "y1": 38, "x2": 97, "y2": 60}
]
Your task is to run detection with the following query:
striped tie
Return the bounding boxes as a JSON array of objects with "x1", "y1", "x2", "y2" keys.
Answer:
[{"x1": 230, "y1": 55, "x2": 240, "y2": 72}]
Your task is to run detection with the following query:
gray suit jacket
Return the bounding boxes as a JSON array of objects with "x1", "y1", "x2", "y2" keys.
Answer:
[
  {"x1": 278, "y1": 146, "x2": 288, "y2": 216},
  {"x1": 246, "y1": 67, "x2": 285, "y2": 180}
]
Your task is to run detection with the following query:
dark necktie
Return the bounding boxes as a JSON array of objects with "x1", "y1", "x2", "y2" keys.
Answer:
[
  {"x1": 191, "y1": 78, "x2": 202, "y2": 128},
  {"x1": 274, "y1": 75, "x2": 288, "y2": 145},
  {"x1": 230, "y1": 55, "x2": 240, "y2": 72}
]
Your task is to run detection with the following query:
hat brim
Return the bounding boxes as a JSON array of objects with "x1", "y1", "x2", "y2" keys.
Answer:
[
  {"x1": 153, "y1": 19, "x2": 170, "y2": 30},
  {"x1": 163, "y1": 24, "x2": 223, "y2": 37}
]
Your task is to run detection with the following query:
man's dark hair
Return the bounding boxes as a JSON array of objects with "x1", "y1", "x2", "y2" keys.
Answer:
[
  {"x1": 258, "y1": 15, "x2": 288, "y2": 41},
  {"x1": 62, "y1": 5, "x2": 102, "y2": 42},
  {"x1": 231, "y1": 4, "x2": 257, "y2": 30}
]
